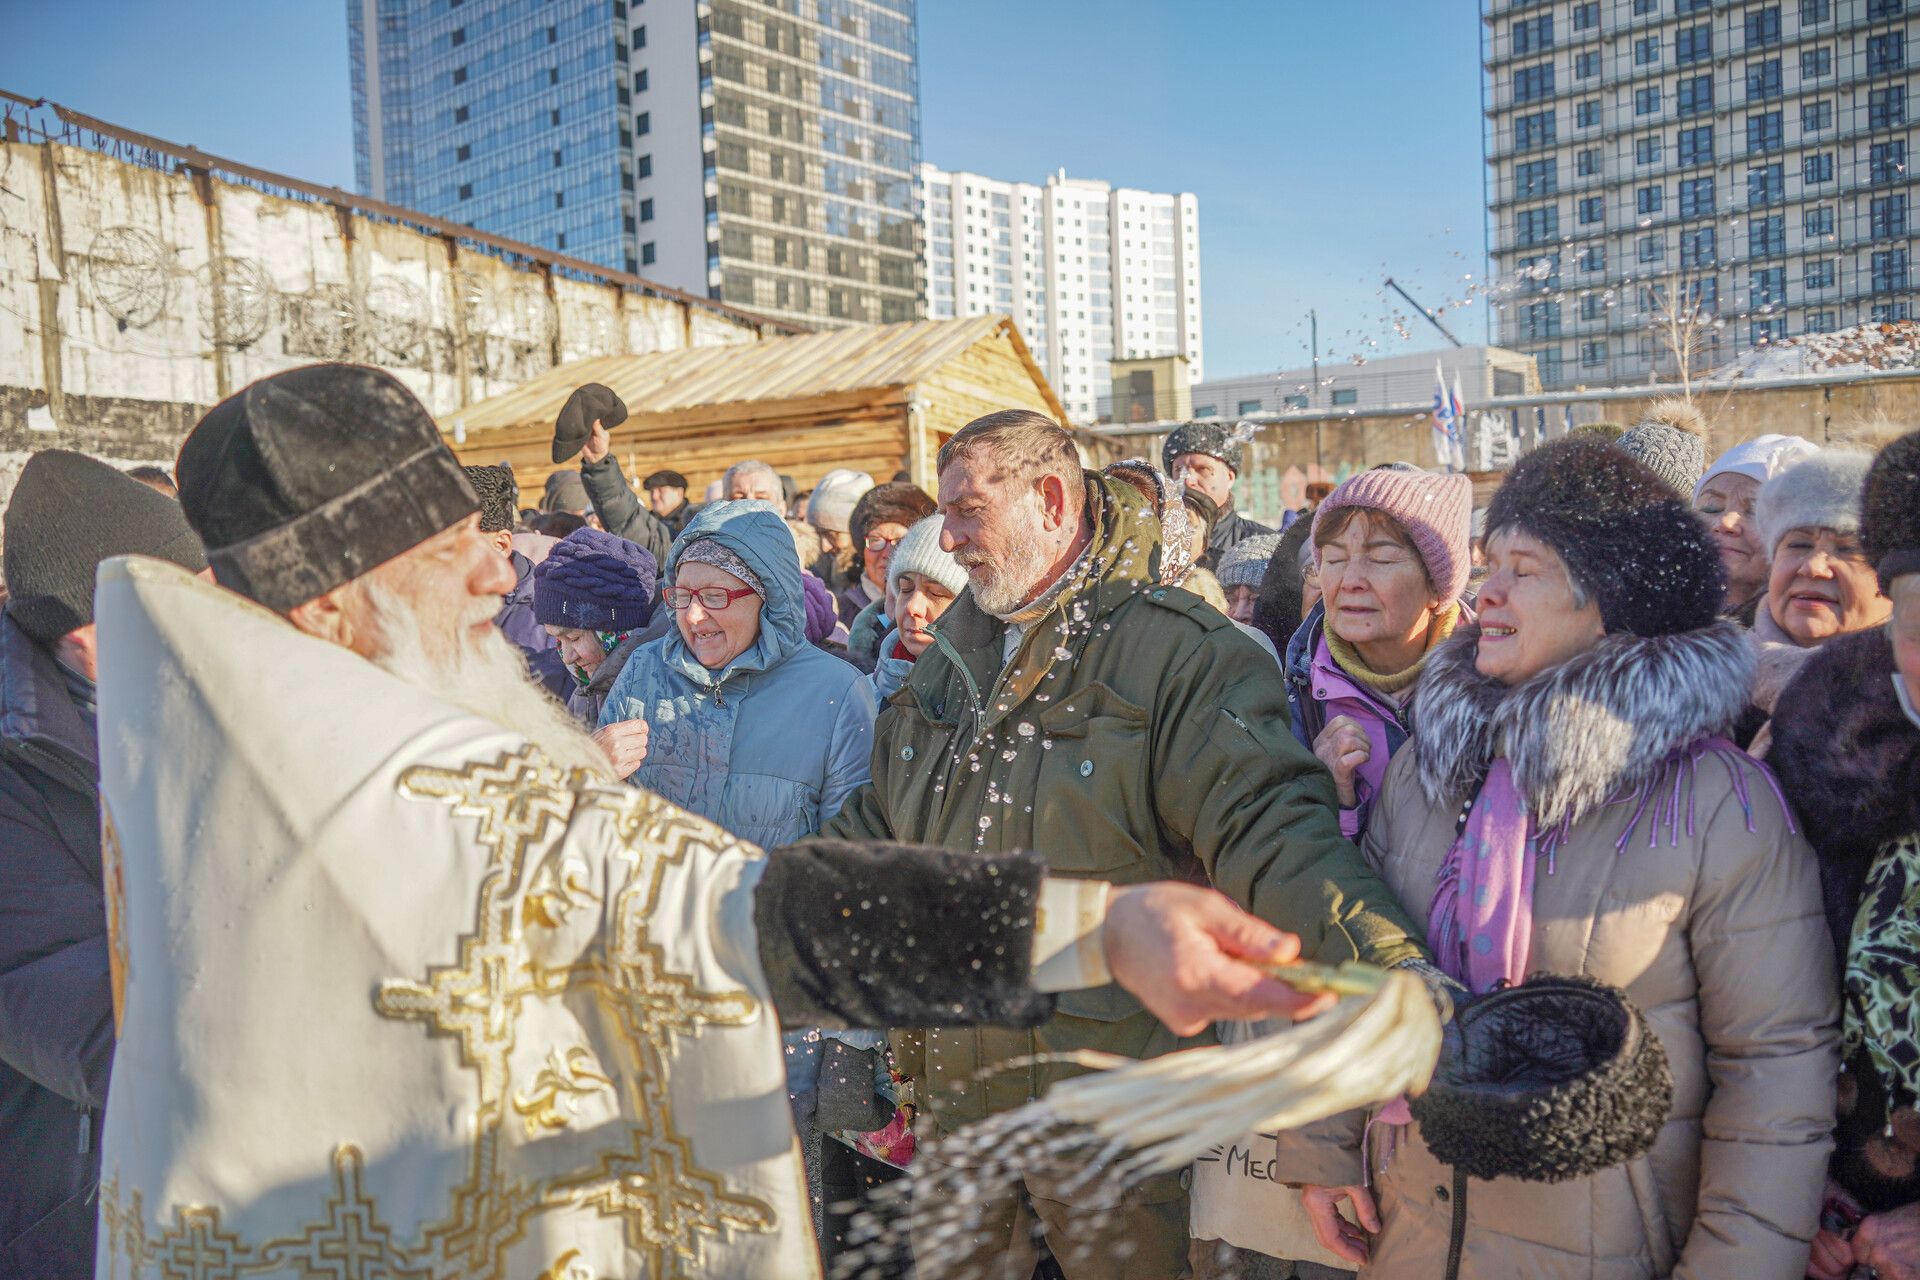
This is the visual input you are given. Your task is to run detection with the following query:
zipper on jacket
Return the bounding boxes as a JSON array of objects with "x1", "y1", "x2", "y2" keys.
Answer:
[{"x1": 1442, "y1": 1165, "x2": 1468, "y2": 1280}]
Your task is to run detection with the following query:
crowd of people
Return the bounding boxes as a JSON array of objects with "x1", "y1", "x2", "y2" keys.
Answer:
[{"x1": 1, "y1": 364, "x2": 1918, "y2": 1280}]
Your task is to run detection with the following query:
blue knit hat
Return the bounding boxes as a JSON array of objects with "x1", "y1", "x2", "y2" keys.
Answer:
[{"x1": 533, "y1": 528, "x2": 658, "y2": 630}]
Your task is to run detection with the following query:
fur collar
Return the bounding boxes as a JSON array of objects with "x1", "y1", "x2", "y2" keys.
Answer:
[{"x1": 1413, "y1": 621, "x2": 1755, "y2": 828}]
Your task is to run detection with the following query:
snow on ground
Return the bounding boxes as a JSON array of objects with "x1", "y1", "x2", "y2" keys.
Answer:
[{"x1": 1709, "y1": 320, "x2": 1920, "y2": 382}]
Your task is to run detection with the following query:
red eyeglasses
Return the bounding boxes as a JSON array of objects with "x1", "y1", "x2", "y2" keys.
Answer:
[{"x1": 663, "y1": 585, "x2": 759, "y2": 611}]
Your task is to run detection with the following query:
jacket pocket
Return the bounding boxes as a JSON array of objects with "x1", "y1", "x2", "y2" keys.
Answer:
[{"x1": 1032, "y1": 682, "x2": 1151, "y2": 874}]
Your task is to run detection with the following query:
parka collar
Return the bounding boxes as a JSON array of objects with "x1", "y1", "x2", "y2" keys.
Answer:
[{"x1": 0, "y1": 607, "x2": 98, "y2": 793}]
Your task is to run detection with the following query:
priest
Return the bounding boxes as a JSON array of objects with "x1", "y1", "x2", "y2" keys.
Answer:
[{"x1": 92, "y1": 364, "x2": 1333, "y2": 1280}]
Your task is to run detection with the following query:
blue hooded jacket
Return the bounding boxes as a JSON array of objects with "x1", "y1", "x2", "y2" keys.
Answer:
[{"x1": 599, "y1": 502, "x2": 876, "y2": 850}]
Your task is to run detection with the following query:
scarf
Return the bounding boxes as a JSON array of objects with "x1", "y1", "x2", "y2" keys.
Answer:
[
  {"x1": 569, "y1": 630, "x2": 633, "y2": 687},
  {"x1": 1427, "y1": 760, "x2": 1536, "y2": 994},
  {"x1": 1844, "y1": 832, "x2": 1920, "y2": 1114},
  {"x1": 1324, "y1": 603, "x2": 1462, "y2": 698}
]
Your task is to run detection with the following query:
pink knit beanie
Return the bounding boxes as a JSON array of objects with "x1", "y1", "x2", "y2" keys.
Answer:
[{"x1": 1310, "y1": 464, "x2": 1474, "y2": 602}]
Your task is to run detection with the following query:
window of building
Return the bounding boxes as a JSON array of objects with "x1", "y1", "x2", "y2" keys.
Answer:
[
  {"x1": 1806, "y1": 259, "x2": 1836, "y2": 288},
  {"x1": 1537, "y1": 348, "x2": 1566, "y2": 381},
  {"x1": 1579, "y1": 244, "x2": 1608, "y2": 272},
  {"x1": 1805, "y1": 205, "x2": 1834, "y2": 238},
  {"x1": 1236, "y1": 399, "x2": 1263, "y2": 416},
  {"x1": 1873, "y1": 247, "x2": 1910, "y2": 292},
  {"x1": 1868, "y1": 32, "x2": 1906, "y2": 75},
  {"x1": 553, "y1": 191, "x2": 564, "y2": 209},
  {"x1": 551, "y1": 67, "x2": 561, "y2": 85},
  {"x1": 640, "y1": 198, "x2": 654, "y2": 221},
  {"x1": 1679, "y1": 175, "x2": 1716, "y2": 216},
  {"x1": 641, "y1": 242, "x2": 655, "y2": 266},
  {"x1": 1578, "y1": 147, "x2": 1602, "y2": 175},
  {"x1": 458, "y1": 182, "x2": 472, "y2": 200},
  {"x1": 1868, "y1": 0, "x2": 1906, "y2": 16},
  {"x1": 1803, "y1": 99, "x2": 1833, "y2": 132},
  {"x1": 1516, "y1": 158, "x2": 1558, "y2": 198},
  {"x1": 1640, "y1": 234, "x2": 1666, "y2": 262},
  {"x1": 1675, "y1": 0, "x2": 1710, "y2": 11},
  {"x1": 1581, "y1": 292, "x2": 1607, "y2": 320},
  {"x1": 1330, "y1": 388, "x2": 1359, "y2": 406},
  {"x1": 1574, "y1": 1, "x2": 1601, "y2": 28},
  {"x1": 1801, "y1": 46, "x2": 1832, "y2": 79},
  {"x1": 1752, "y1": 316, "x2": 1788, "y2": 344},
  {"x1": 1805, "y1": 152, "x2": 1833, "y2": 184},
  {"x1": 637, "y1": 154, "x2": 652, "y2": 177},
  {"x1": 1747, "y1": 111, "x2": 1784, "y2": 152},
  {"x1": 1677, "y1": 75, "x2": 1713, "y2": 116},
  {"x1": 1678, "y1": 125, "x2": 1714, "y2": 166},
  {"x1": 1807, "y1": 309, "x2": 1837, "y2": 332},
  {"x1": 1514, "y1": 63, "x2": 1554, "y2": 103},
  {"x1": 1872, "y1": 140, "x2": 1909, "y2": 184},
  {"x1": 1748, "y1": 59, "x2": 1784, "y2": 101},
  {"x1": 547, "y1": 24, "x2": 557, "y2": 43},
  {"x1": 1512, "y1": 14, "x2": 1554, "y2": 54},
  {"x1": 1519, "y1": 253, "x2": 1562, "y2": 291},
  {"x1": 1283, "y1": 394, "x2": 1309, "y2": 410},
  {"x1": 1749, "y1": 164, "x2": 1786, "y2": 205},
  {"x1": 1681, "y1": 225, "x2": 1717, "y2": 265},
  {"x1": 1636, "y1": 34, "x2": 1662, "y2": 64},
  {"x1": 1580, "y1": 195, "x2": 1606, "y2": 224},
  {"x1": 1636, "y1": 86, "x2": 1662, "y2": 115},
  {"x1": 634, "y1": 69, "x2": 649, "y2": 92},
  {"x1": 1637, "y1": 136, "x2": 1662, "y2": 165},
  {"x1": 1638, "y1": 184, "x2": 1665, "y2": 214},
  {"x1": 1576, "y1": 50, "x2": 1601, "y2": 79},
  {"x1": 1873, "y1": 193, "x2": 1910, "y2": 239},
  {"x1": 1750, "y1": 214, "x2": 1786, "y2": 256},
  {"x1": 1676, "y1": 23, "x2": 1712, "y2": 64},
  {"x1": 1521, "y1": 300, "x2": 1562, "y2": 339},
  {"x1": 1518, "y1": 204, "x2": 1559, "y2": 245},
  {"x1": 632, "y1": 24, "x2": 646, "y2": 47},
  {"x1": 456, "y1": 143, "x2": 471, "y2": 162},
  {"x1": 452, "y1": 66, "x2": 467, "y2": 85},
  {"x1": 1744, "y1": 6, "x2": 1782, "y2": 47},
  {"x1": 450, "y1": 27, "x2": 464, "y2": 45},
  {"x1": 1876, "y1": 301, "x2": 1916, "y2": 322},
  {"x1": 1515, "y1": 109, "x2": 1557, "y2": 151},
  {"x1": 1637, "y1": 0, "x2": 1660, "y2": 12},
  {"x1": 1871, "y1": 86, "x2": 1907, "y2": 130},
  {"x1": 549, "y1": 108, "x2": 561, "y2": 126},
  {"x1": 1582, "y1": 339, "x2": 1609, "y2": 367},
  {"x1": 1577, "y1": 99, "x2": 1603, "y2": 128},
  {"x1": 1800, "y1": 0, "x2": 1831, "y2": 21}
]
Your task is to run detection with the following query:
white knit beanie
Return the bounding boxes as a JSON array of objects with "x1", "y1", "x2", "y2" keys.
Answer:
[
  {"x1": 805, "y1": 469, "x2": 875, "y2": 534},
  {"x1": 1755, "y1": 447, "x2": 1876, "y2": 555},
  {"x1": 886, "y1": 515, "x2": 968, "y2": 596}
]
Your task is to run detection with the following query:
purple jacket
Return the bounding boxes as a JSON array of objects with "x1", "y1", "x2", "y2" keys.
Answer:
[
  {"x1": 1283, "y1": 600, "x2": 1414, "y2": 841},
  {"x1": 496, "y1": 550, "x2": 571, "y2": 700}
]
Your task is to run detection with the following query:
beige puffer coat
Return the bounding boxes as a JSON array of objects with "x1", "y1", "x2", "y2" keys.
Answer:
[{"x1": 1288, "y1": 622, "x2": 1840, "y2": 1280}]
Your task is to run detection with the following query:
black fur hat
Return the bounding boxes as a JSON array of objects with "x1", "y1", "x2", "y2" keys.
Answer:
[
  {"x1": 1409, "y1": 974, "x2": 1673, "y2": 1184},
  {"x1": 1162, "y1": 422, "x2": 1245, "y2": 476},
  {"x1": 1485, "y1": 437, "x2": 1724, "y2": 637},
  {"x1": 1864, "y1": 430, "x2": 1920, "y2": 590},
  {"x1": 552, "y1": 383, "x2": 628, "y2": 464}
]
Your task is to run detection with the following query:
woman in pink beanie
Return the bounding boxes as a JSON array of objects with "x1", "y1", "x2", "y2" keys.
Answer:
[{"x1": 1283, "y1": 463, "x2": 1474, "y2": 839}]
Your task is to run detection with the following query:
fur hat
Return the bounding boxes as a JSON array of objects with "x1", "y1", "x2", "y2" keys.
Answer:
[
  {"x1": 552, "y1": 383, "x2": 626, "y2": 464},
  {"x1": 1863, "y1": 431, "x2": 1920, "y2": 589},
  {"x1": 1614, "y1": 399, "x2": 1707, "y2": 497},
  {"x1": 1163, "y1": 422, "x2": 1245, "y2": 476},
  {"x1": 1410, "y1": 974, "x2": 1673, "y2": 1184},
  {"x1": 1484, "y1": 437, "x2": 1724, "y2": 638},
  {"x1": 1755, "y1": 447, "x2": 1876, "y2": 557},
  {"x1": 805, "y1": 469, "x2": 875, "y2": 534},
  {"x1": 463, "y1": 464, "x2": 518, "y2": 533},
  {"x1": 177, "y1": 365, "x2": 477, "y2": 614},
  {"x1": 1312, "y1": 465, "x2": 1474, "y2": 602},
  {"x1": 1215, "y1": 533, "x2": 1284, "y2": 590},
  {"x1": 532, "y1": 527, "x2": 657, "y2": 631},
  {"x1": 887, "y1": 515, "x2": 967, "y2": 596},
  {"x1": 1695, "y1": 433, "x2": 1821, "y2": 502},
  {"x1": 3, "y1": 450, "x2": 210, "y2": 644}
]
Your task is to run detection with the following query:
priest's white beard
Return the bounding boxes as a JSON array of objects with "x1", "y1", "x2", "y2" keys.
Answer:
[
  {"x1": 955, "y1": 506, "x2": 1057, "y2": 618},
  {"x1": 360, "y1": 580, "x2": 613, "y2": 781}
]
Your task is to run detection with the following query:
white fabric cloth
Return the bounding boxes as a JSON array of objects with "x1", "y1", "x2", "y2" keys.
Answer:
[{"x1": 1694, "y1": 432, "x2": 1820, "y2": 500}]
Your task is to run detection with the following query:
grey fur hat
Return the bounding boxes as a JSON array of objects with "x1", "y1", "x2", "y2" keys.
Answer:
[
  {"x1": 1755, "y1": 447, "x2": 1876, "y2": 555},
  {"x1": 1614, "y1": 399, "x2": 1707, "y2": 497}
]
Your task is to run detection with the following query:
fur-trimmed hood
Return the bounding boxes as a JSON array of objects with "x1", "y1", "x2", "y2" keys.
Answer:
[{"x1": 1412, "y1": 620, "x2": 1755, "y2": 828}]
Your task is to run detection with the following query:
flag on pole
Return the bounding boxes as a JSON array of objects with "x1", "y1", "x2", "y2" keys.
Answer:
[
  {"x1": 1431, "y1": 361, "x2": 1458, "y2": 473},
  {"x1": 1449, "y1": 373, "x2": 1469, "y2": 472}
]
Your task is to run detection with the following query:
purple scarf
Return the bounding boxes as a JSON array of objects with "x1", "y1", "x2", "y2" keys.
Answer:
[{"x1": 1428, "y1": 759, "x2": 1537, "y2": 994}]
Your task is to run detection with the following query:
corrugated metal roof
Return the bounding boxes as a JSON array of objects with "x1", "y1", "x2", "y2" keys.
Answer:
[{"x1": 452, "y1": 315, "x2": 1056, "y2": 436}]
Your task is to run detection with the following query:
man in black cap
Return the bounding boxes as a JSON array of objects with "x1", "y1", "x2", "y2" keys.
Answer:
[
  {"x1": 642, "y1": 468, "x2": 697, "y2": 538},
  {"x1": 0, "y1": 450, "x2": 207, "y2": 1276},
  {"x1": 1163, "y1": 422, "x2": 1273, "y2": 564},
  {"x1": 95, "y1": 362, "x2": 1338, "y2": 1275}
]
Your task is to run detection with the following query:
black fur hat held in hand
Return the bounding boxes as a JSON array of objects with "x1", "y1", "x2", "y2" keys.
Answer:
[
  {"x1": 1864, "y1": 430, "x2": 1920, "y2": 590},
  {"x1": 552, "y1": 383, "x2": 628, "y2": 464},
  {"x1": 1408, "y1": 974, "x2": 1673, "y2": 1184},
  {"x1": 1484, "y1": 437, "x2": 1725, "y2": 638}
]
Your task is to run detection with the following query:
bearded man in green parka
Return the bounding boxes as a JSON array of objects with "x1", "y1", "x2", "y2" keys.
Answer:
[{"x1": 824, "y1": 410, "x2": 1425, "y2": 1279}]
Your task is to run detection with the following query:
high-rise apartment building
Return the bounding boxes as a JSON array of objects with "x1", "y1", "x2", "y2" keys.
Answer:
[
  {"x1": 349, "y1": 0, "x2": 920, "y2": 328},
  {"x1": 1482, "y1": 0, "x2": 1917, "y2": 388},
  {"x1": 918, "y1": 164, "x2": 1202, "y2": 422}
]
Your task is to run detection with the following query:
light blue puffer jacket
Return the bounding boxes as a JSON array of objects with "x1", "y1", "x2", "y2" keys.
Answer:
[{"x1": 599, "y1": 501, "x2": 876, "y2": 850}]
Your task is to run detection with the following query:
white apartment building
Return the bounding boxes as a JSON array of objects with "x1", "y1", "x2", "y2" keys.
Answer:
[{"x1": 919, "y1": 164, "x2": 1203, "y2": 421}]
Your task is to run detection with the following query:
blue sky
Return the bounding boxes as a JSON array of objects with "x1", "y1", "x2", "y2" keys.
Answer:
[{"x1": 0, "y1": 1, "x2": 1488, "y2": 378}]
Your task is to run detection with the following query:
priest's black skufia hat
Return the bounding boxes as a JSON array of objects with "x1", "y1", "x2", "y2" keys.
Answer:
[
  {"x1": 176, "y1": 364, "x2": 478, "y2": 614},
  {"x1": 552, "y1": 383, "x2": 628, "y2": 464},
  {"x1": 1408, "y1": 974, "x2": 1673, "y2": 1184}
]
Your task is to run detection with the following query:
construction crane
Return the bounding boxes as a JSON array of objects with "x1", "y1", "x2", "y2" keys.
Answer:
[{"x1": 1383, "y1": 277, "x2": 1464, "y2": 349}]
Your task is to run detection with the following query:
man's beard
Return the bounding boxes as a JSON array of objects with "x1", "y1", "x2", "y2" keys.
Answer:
[
  {"x1": 360, "y1": 580, "x2": 613, "y2": 781},
  {"x1": 955, "y1": 512, "x2": 1057, "y2": 618}
]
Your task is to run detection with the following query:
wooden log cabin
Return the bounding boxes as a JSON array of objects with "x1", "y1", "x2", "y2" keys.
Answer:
[{"x1": 443, "y1": 315, "x2": 1066, "y2": 499}]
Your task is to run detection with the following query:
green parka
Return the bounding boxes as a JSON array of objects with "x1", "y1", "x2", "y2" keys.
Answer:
[{"x1": 823, "y1": 472, "x2": 1422, "y2": 1129}]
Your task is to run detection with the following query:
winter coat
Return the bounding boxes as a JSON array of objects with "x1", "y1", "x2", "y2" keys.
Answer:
[
  {"x1": 1283, "y1": 599, "x2": 1431, "y2": 841},
  {"x1": 1205, "y1": 502, "x2": 1273, "y2": 564},
  {"x1": 1769, "y1": 626, "x2": 1920, "y2": 1214},
  {"x1": 578, "y1": 454, "x2": 676, "y2": 570},
  {"x1": 1286, "y1": 622, "x2": 1839, "y2": 1280},
  {"x1": 824, "y1": 472, "x2": 1424, "y2": 1130},
  {"x1": 837, "y1": 576, "x2": 879, "y2": 628},
  {"x1": 495, "y1": 550, "x2": 571, "y2": 701},
  {"x1": 599, "y1": 501, "x2": 876, "y2": 850},
  {"x1": 0, "y1": 610, "x2": 113, "y2": 1276},
  {"x1": 562, "y1": 631, "x2": 647, "y2": 728}
]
